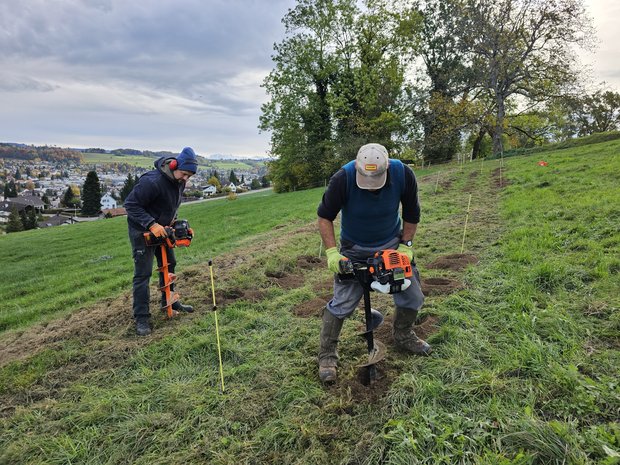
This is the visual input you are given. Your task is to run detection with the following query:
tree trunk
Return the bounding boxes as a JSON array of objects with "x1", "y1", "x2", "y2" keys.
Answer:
[
  {"x1": 492, "y1": 94, "x2": 505, "y2": 157},
  {"x1": 471, "y1": 126, "x2": 486, "y2": 159}
]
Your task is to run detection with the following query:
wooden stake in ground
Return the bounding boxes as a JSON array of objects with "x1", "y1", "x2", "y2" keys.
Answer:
[{"x1": 461, "y1": 194, "x2": 472, "y2": 254}]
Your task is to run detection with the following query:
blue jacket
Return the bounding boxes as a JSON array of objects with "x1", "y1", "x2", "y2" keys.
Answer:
[{"x1": 125, "y1": 157, "x2": 185, "y2": 231}]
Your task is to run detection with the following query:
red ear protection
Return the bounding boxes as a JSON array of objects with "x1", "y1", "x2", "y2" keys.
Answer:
[{"x1": 169, "y1": 159, "x2": 177, "y2": 170}]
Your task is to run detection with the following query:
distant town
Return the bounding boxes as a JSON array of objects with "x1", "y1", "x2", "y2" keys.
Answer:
[{"x1": 0, "y1": 143, "x2": 270, "y2": 233}]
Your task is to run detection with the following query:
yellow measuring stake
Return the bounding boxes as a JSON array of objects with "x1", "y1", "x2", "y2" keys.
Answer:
[
  {"x1": 209, "y1": 260, "x2": 225, "y2": 393},
  {"x1": 461, "y1": 194, "x2": 472, "y2": 254}
]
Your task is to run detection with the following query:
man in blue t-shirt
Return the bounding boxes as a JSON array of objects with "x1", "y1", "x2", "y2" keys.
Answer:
[{"x1": 317, "y1": 143, "x2": 430, "y2": 383}]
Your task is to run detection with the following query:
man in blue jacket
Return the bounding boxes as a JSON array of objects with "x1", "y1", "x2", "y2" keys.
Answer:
[
  {"x1": 125, "y1": 147, "x2": 198, "y2": 336},
  {"x1": 317, "y1": 143, "x2": 430, "y2": 383}
]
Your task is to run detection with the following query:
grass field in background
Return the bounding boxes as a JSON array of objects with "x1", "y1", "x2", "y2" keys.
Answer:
[
  {"x1": 81, "y1": 152, "x2": 262, "y2": 171},
  {"x1": 1, "y1": 140, "x2": 619, "y2": 464},
  {"x1": 81, "y1": 152, "x2": 159, "y2": 168},
  {"x1": 0, "y1": 189, "x2": 322, "y2": 332}
]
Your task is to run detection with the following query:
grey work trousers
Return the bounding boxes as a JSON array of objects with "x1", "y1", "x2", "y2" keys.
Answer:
[{"x1": 326, "y1": 236, "x2": 424, "y2": 319}]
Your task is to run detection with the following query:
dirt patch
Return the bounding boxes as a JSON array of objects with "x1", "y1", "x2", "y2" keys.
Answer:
[
  {"x1": 292, "y1": 297, "x2": 328, "y2": 318},
  {"x1": 242, "y1": 289, "x2": 266, "y2": 302},
  {"x1": 268, "y1": 273, "x2": 305, "y2": 290},
  {"x1": 421, "y1": 277, "x2": 464, "y2": 296},
  {"x1": 265, "y1": 270, "x2": 286, "y2": 278},
  {"x1": 297, "y1": 255, "x2": 324, "y2": 270},
  {"x1": 491, "y1": 167, "x2": 510, "y2": 188},
  {"x1": 0, "y1": 296, "x2": 133, "y2": 368},
  {"x1": 426, "y1": 253, "x2": 479, "y2": 271},
  {"x1": 440, "y1": 179, "x2": 453, "y2": 190},
  {"x1": 331, "y1": 361, "x2": 396, "y2": 405}
]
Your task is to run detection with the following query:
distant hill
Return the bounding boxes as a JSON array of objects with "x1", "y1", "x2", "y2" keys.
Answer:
[
  {"x1": 0, "y1": 143, "x2": 82, "y2": 163},
  {"x1": 1, "y1": 142, "x2": 268, "y2": 166}
]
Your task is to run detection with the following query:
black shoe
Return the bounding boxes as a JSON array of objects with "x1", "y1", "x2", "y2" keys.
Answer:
[
  {"x1": 136, "y1": 319, "x2": 152, "y2": 336},
  {"x1": 172, "y1": 302, "x2": 194, "y2": 313}
]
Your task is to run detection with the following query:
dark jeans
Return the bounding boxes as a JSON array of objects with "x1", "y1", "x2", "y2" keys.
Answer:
[{"x1": 128, "y1": 226, "x2": 176, "y2": 320}]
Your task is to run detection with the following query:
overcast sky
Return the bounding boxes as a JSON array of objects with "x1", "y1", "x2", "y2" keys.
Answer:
[{"x1": 0, "y1": 1, "x2": 617, "y2": 158}]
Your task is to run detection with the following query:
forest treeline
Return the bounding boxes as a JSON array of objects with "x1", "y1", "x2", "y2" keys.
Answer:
[
  {"x1": 261, "y1": 0, "x2": 620, "y2": 192},
  {"x1": 0, "y1": 144, "x2": 82, "y2": 163}
]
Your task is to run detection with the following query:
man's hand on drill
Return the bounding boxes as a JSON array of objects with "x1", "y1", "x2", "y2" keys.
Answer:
[
  {"x1": 325, "y1": 247, "x2": 347, "y2": 274},
  {"x1": 149, "y1": 223, "x2": 168, "y2": 238},
  {"x1": 397, "y1": 243, "x2": 413, "y2": 262}
]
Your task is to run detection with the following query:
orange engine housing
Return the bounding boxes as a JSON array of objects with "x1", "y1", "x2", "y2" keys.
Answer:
[{"x1": 368, "y1": 249, "x2": 412, "y2": 284}]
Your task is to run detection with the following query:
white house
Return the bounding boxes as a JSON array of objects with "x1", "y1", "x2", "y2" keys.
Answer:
[
  {"x1": 202, "y1": 185, "x2": 217, "y2": 196},
  {"x1": 100, "y1": 193, "x2": 117, "y2": 210}
]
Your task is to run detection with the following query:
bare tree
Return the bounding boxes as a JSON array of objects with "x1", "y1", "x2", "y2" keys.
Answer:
[{"x1": 459, "y1": 0, "x2": 593, "y2": 156}]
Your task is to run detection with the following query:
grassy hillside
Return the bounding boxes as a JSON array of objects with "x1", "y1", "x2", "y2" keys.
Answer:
[
  {"x1": 81, "y1": 152, "x2": 160, "y2": 168},
  {"x1": 1, "y1": 141, "x2": 618, "y2": 464},
  {"x1": 81, "y1": 152, "x2": 262, "y2": 171},
  {"x1": 0, "y1": 189, "x2": 319, "y2": 332}
]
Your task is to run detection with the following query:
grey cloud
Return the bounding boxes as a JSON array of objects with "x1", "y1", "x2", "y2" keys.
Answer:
[
  {"x1": 0, "y1": 74, "x2": 56, "y2": 92},
  {"x1": 0, "y1": 0, "x2": 293, "y2": 118}
]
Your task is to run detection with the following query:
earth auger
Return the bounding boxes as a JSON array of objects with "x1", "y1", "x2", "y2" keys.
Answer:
[
  {"x1": 143, "y1": 219, "x2": 194, "y2": 318},
  {"x1": 338, "y1": 249, "x2": 414, "y2": 384}
]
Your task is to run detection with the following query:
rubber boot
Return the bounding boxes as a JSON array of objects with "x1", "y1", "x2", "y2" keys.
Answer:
[
  {"x1": 318, "y1": 308, "x2": 344, "y2": 383},
  {"x1": 393, "y1": 307, "x2": 431, "y2": 355}
]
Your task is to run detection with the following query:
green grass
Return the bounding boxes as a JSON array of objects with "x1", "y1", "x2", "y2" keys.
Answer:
[
  {"x1": 82, "y1": 153, "x2": 160, "y2": 168},
  {"x1": 209, "y1": 160, "x2": 257, "y2": 171},
  {"x1": 81, "y1": 152, "x2": 262, "y2": 171},
  {"x1": 0, "y1": 189, "x2": 322, "y2": 332},
  {"x1": 1, "y1": 140, "x2": 619, "y2": 464},
  {"x1": 502, "y1": 130, "x2": 620, "y2": 158}
]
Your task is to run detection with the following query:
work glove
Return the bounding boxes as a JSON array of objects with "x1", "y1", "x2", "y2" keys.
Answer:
[
  {"x1": 149, "y1": 222, "x2": 168, "y2": 238},
  {"x1": 325, "y1": 247, "x2": 346, "y2": 274},
  {"x1": 397, "y1": 243, "x2": 414, "y2": 263}
]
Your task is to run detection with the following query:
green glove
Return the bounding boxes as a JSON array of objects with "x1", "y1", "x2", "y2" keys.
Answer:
[
  {"x1": 397, "y1": 243, "x2": 414, "y2": 262},
  {"x1": 325, "y1": 247, "x2": 346, "y2": 274}
]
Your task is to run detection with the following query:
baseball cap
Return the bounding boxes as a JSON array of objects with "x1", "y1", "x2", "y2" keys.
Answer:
[{"x1": 355, "y1": 143, "x2": 389, "y2": 189}]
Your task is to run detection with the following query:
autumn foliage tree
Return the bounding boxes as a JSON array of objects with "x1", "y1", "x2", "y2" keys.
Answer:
[
  {"x1": 457, "y1": 0, "x2": 592, "y2": 156},
  {"x1": 261, "y1": 0, "x2": 419, "y2": 192}
]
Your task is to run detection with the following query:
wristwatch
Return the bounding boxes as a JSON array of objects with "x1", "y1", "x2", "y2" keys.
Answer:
[{"x1": 400, "y1": 239, "x2": 412, "y2": 247}]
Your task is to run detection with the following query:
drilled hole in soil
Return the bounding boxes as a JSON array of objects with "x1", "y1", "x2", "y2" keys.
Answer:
[
  {"x1": 265, "y1": 270, "x2": 285, "y2": 278},
  {"x1": 421, "y1": 277, "x2": 463, "y2": 296},
  {"x1": 426, "y1": 254, "x2": 478, "y2": 271},
  {"x1": 297, "y1": 255, "x2": 324, "y2": 269},
  {"x1": 268, "y1": 273, "x2": 305, "y2": 290}
]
